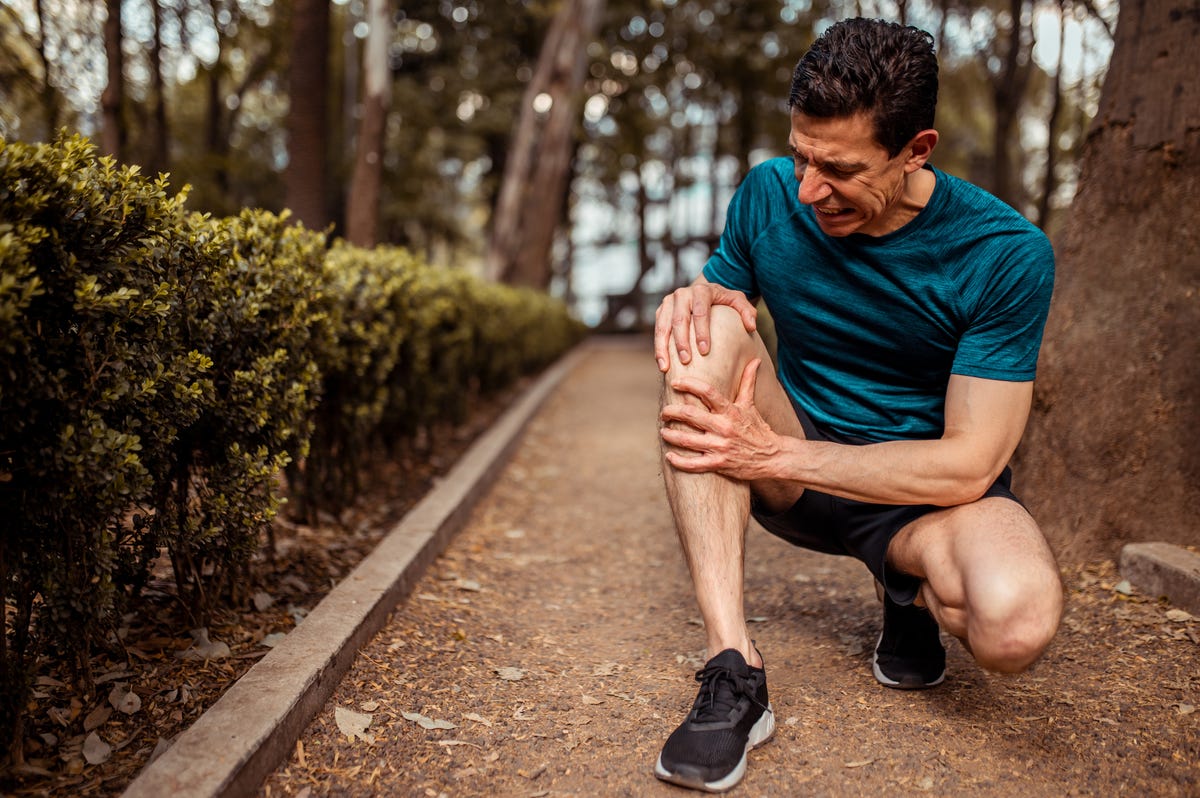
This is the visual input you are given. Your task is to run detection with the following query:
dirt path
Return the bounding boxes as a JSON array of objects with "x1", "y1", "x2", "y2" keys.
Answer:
[{"x1": 260, "y1": 337, "x2": 1199, "y2": 797}]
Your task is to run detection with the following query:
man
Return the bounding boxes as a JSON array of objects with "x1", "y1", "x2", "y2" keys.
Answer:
[{"x1": 651, "y1": 18, "x2": 1063, "y2": 793}]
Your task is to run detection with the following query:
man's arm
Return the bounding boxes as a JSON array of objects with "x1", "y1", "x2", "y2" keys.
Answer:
[
  {"x1": 653, "y1": 275, "x2": 758, "y2": 372},
  {"x1": 660, "y1": 368, "x2": 1032, "y2": 507}
]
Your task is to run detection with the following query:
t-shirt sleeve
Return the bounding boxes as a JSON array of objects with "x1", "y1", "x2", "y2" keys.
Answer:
[
  {"x1": 951, "y1": 231, "x2": 1055, "y2": 381},
  {"x1": 700, "y1": 167, "x2": 766, "y2": 299}
]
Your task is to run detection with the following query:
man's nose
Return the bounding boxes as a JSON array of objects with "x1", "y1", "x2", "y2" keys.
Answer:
[{"x1": 797, "y1": 169, "x2": 830, "y2": 205}]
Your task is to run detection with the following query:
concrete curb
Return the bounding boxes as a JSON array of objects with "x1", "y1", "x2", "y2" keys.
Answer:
[
  {"x1": 1119, "y1": 541, "x2": 1200, "y2": 615},
  {"x1": 121, "y1": 344, "x2": 589, "y2": 798}
]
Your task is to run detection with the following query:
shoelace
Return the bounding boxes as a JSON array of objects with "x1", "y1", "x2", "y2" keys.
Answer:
[{"x1": 690, "y1": 664, "x2": 769, "y2": 723}]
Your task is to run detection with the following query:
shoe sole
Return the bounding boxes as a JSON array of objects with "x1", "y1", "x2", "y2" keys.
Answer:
[
  {"x1": 872, "y1": 632, "x2": 946, "y2": 690},
  {"x1": 653, "y1": 705, "x2": 775, "y2": 793}
]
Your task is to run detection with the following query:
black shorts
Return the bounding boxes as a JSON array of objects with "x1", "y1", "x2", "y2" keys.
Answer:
[{"x1": 750, "y1": 400, "x2": 1023, "y2": 606}]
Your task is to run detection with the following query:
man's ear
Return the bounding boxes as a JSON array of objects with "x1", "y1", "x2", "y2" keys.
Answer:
[{"x1": 904, "y1": 129, "x2": 939, "y2": 172}]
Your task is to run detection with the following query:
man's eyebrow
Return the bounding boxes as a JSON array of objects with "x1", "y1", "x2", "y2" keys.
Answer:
[{"x1": 786, "y1": 144, "x2": 865, "y2": 172}]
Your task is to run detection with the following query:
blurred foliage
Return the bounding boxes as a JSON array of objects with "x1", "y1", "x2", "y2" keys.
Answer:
[{"x1": 0, "y1": 132, "x2": 584, "y2": 760}]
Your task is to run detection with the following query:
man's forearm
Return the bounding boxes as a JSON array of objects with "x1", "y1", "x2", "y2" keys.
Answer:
[{"x1": 771, "y1": 434, "x2": 1004, "y2": 507}]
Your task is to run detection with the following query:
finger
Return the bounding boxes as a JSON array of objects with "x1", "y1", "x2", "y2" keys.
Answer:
[
  {"x1": 659, "y1": 426, "x2": 710, "y2": 453},
  {"x1": 663, "y1": 449, "x2": 720, "y2": 473},
  {"x1": 692, "y1": 289, "x2": 712, "y2": 356},
  {"x1": 669, "y1": 377, "x2": 729, "y2": 412},
  {"x1": 670, "y1": 297, "x2": 693, "y2": 365},
  {"x1": 740, "y1": 303, "x2": 759, "y2": 333},
  {"x1": 653, "y1": 297, "x2": 675, "y2": 371},
  {"x1": 659, "y1": 403, "x2": 712, "y2": 429},
  {"x1": 734, "y1": 358, "x2": 761, "y2": 405}
]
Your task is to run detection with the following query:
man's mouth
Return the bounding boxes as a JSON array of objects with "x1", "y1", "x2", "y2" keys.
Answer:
[{"x1": 815, "y1": 206, "x2": 852, "y2": 216}]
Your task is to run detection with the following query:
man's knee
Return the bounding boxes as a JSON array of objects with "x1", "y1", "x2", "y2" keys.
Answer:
[
  {"x1": 969, "y1": 566, "x2": 1063, "y2": 673},
  {"x1": 664, "y1": 305, "x2": 759, "y2": 382}
]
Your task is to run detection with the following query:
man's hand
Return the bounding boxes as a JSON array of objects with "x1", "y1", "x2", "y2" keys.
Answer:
[
  {"x1": 659, "y1": 359, "x2": 782, "y2": 481},
  {"x1": 654, "y1": 279, "x2": 758, "y2": 372}
]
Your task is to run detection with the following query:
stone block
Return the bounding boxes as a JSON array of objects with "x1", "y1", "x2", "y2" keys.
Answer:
[{"x1": 1119, "y1": 541, "x2": 1200, "y2": 615}]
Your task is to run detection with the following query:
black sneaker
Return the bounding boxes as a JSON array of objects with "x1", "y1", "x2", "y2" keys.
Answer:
[
  {"x1": 654, "y1": 648, "x2": 774, "y2": 793},
  {"x1": 873, "y1": 593, "x2": 946, "y2": 689}
]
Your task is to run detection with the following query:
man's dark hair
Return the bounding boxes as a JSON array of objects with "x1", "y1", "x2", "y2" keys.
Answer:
[{"x1": 789, "y1": 18, "x2": 938, "y2": 157}]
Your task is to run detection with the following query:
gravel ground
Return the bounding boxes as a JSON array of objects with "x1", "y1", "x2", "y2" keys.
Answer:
[{"x1": 259, "y1": 336, "x2": 1199, "y2": 797}]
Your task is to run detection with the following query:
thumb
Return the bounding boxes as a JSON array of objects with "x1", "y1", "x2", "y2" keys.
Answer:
[{"x1": 735, "y1": 358, "x2": 761, "y2": 405}]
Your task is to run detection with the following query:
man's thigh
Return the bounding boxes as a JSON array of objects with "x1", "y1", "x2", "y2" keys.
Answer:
[{"x1": 887, "y1": 495, "x2": 1061, "y2": 640}]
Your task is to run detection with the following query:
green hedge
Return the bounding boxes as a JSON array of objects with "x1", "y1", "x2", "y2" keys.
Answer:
[{"x1": 0, "y1": 134, "x2": 585, "y2": 762}]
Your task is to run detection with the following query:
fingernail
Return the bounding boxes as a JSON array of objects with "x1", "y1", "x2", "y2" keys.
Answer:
[
  {"x1": 657, "y1": 358, "x2": 666, "y2": 371},
  {"x1": 698, "y1": 342, "x2": 709, "y2": 355}
]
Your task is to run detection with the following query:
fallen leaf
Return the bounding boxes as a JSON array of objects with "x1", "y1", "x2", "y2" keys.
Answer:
[
  {"x1": 260, "y1": 632, "x2": 287, "y2": 648},
  {"x1": 175, "y1": 628, "x2": 231, "y2": 661},
  {"x1": 495, "y1": 667, "x2": 526, "y2": 681},
  {"x1": 335, "y1": 706, "x2": 376, "y2": 743},
  {"x1": 108, "y1": 683, "x2": 141, "y2": 715},
  {"x1": 401, "y1": 710, "x2": 456, "y2": 731},
  {"x1": 592, "y1": 662, "x2": 620, "y2": 676},
  {"x1": 747, "y1": 616, "x2": 768, "y2": 623},
  {"x1": 1165, "y1": 609, "x2": 1194, "y2": 622},
  {"x1": 464, "y1": 712, "x2": 493, "y2": 727},
  {"x1": 83, "y1": 705, "x2": 112, "y2": 732},
  {"x1": 844, "y1": 758, "x2": 875, "y2": 768},
  {"x1": 581, "y1": 695, "x2": 604, "y2": 705},
  {"x1": 1113, "y1": 580, "x2": 1133, "y2": 596},
  {"x1": 94, "y1": 670, "x2": 133, "y2": 685},
  {"x1": 455, "y1": 579, "x2": 482, "y2": 592},
  {"x1": 82, "y1": 732, "x2": 111, "y2": 765},
  {"x1": 253, "y1": 591, "x2": 275, "y2": 611},
  {"x1": 1174, "y1": 703, "x2": 1196, "y2": 716},
  {"x1": 360, "y1": 700, "x2": 380, "y2": 712}
]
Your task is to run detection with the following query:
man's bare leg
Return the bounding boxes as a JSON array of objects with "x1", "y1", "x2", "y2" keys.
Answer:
[{"x1": 659, "y1": 306, "x2": 803, "y2": 666}]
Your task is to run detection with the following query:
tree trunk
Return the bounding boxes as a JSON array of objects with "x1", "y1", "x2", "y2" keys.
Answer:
[
  {"x1": 1036, "y1": 3, "x2": 1067, "y2": 230},
  {"x1": 486, "y1": 0, "x2": 606, "y2": 289},
  {"x1": 1014, "y1": 0, "x2": 1200, "y2": 561},
  {"x1": 285, "y1": 0, "x2": 331, "y2": 230},
  {"x1": 34, "y1": 0, "x2": 58, "y2": 134},
  {"x1": 148, "y1": 0, "x2": 169, "y2": 175},
  {"x1": 345, "y1": 0, "x2": 391, "y2": 247},
  {"x1": 988, "y1": 0, "x2": 1033, "y2": 209},
  {"x1": 100, "y1": 0, "x2": 124, "y2": 160}
]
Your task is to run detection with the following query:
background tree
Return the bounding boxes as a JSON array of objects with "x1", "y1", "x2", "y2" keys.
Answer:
[
  {"x1": 1016, "y1": 0, "x2": 1200, "y2": 559},
  {"x1": 284, "y1": 0, "x2": 331, "y2": 230},
  {"x1": 486, "y1": 0, "x2": 607, "y2": 288},
  {"x1": 345, "y1": 0, "x2": 393, "y2": 247},
  {"x1": 100, "y1": 0, "x2": 124, "y2": 160}
]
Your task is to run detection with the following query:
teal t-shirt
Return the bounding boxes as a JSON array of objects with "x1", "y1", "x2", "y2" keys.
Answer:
[{"x1": 703, "y1": 158, "x2": 1055, "y2": 442}]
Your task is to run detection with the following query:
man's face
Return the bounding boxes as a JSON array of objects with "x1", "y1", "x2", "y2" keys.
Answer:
[{"x1": 787, "y1": 110, "x2": 918, "y2": 238}]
